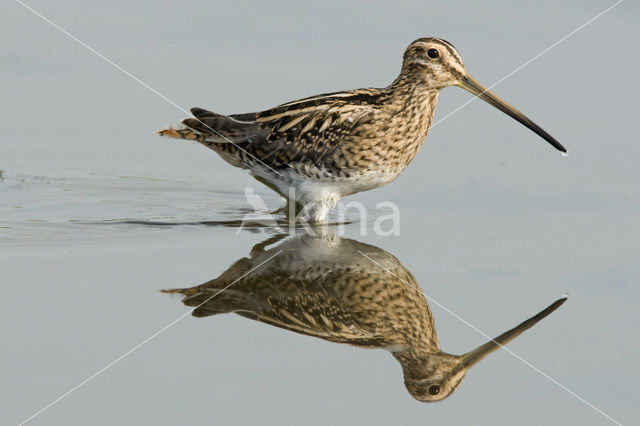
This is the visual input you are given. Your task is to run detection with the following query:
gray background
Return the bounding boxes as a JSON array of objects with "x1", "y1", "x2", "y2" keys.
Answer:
[{"x1": 1, "y1": 0, "x2": 638, "y2": 425}]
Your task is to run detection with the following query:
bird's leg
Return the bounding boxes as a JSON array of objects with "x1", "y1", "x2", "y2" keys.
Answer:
[{"x1": 250, "y1": 175, "x2": 291, "y2": 217}]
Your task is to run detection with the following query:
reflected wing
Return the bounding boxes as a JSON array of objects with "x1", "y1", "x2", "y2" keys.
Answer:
[
  {"x1": 163, "y1": 235, "x2": 436, "y2": 351},
  {"x1": 171, "y1": 266, "x2": 387, "y2": 346}
]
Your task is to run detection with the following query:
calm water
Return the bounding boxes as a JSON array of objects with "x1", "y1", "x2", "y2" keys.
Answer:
[{"x1": 2, "y1": 1, "x2": 639, "y2": 425}]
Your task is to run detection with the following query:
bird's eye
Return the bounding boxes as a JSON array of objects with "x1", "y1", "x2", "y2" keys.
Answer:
[
  {"x1": 427, "y1": 48, "x2": 439, "y2": 59},
  {"x1": 428, "y1": 385, "x2": 441, "y2": 395}
]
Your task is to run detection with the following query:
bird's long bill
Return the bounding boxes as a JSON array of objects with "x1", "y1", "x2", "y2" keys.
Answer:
[
  {"x1": 458, "y1": 74, "x2": 567, "y2": 153},
  {"x1": 460, "y1": 297, "x2": 567, "y2": 369}
]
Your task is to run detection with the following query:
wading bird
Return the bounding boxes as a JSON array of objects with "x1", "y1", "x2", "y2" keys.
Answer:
[
  {"x1": 164, "y1": 234, "x2": 566, "y2": 401},
  {"x1": 158, "y1": 37, "x2": 566, "y2": 221}
]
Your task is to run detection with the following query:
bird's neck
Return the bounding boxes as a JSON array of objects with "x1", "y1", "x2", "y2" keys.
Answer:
[
  {"x1": 380, "y1": 78, "x2": 440, "y2": 154},
  {"x1": 386, "y1": 77, "x2": 439, "y2": 124},
  {"x1": 393, "y1": 350, "x2": 451, "y2": 380}
]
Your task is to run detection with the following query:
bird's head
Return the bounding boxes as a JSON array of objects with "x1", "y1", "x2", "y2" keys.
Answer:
[
  {"x1": 399, "y1": 37, "x2": 567, "y2": 153},
  {"x1": 397, "y1": 297, "x2": 567, "y2": 402},
  {"x1": 399, "y1": 352, "x2": 467, "y2": 402},
  {"x1": 401, "y1": 37, "x2": 466, "y2": 90}
]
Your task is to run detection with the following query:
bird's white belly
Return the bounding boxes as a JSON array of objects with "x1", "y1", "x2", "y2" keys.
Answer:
[
  {"x1": 251, "y1": 165, "x2": 397, "y2": 221},
  {"x1": 283, "y1": 168, "x2": 395, "y2": 201}
]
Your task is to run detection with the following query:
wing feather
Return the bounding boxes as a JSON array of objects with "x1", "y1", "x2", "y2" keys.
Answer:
[{"x1": 176, "y1": 88, "x2": 383, "y2": 169}]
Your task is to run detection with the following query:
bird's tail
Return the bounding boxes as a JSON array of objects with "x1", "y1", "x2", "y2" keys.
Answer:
[
  {"x1": 157, "y1": 107, "x2": 260, "y2": 144},
  {"x1": 156, "y1": 123, "x2": 207, "y2": 142}
]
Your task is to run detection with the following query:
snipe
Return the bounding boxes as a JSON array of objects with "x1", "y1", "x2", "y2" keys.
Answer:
[{"x1": 158, "y1": 37, "x2": 566, "y2": 221}]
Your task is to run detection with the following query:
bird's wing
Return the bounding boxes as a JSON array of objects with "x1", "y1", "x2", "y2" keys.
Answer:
[
  {"x1": 254, "y1": 89, "x2": 379, "y2": 148},
  {"x1": 170, "y1": 89, "x2": 382, "y2": 169}
]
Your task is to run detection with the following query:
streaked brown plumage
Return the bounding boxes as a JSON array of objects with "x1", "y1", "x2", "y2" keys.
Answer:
[
  {"x1": 164, "y1": 234, "x2": 566, "y2": 402},
  {"x1": 158, "y1": 37, "x2": 566, "y2": 221}
]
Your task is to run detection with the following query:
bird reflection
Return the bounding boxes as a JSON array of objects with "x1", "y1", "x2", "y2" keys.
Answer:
[{"x1": 164, "y1": 233, "x2": 566, "y2": 402}]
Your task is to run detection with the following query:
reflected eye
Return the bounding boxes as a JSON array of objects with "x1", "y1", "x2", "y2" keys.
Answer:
[
  {"x1": 427, "y1": 48, "x2": 439, "y2": 59},
  {"x1": 428, "y1": 385, "x2": 441, "y2": 395}
]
